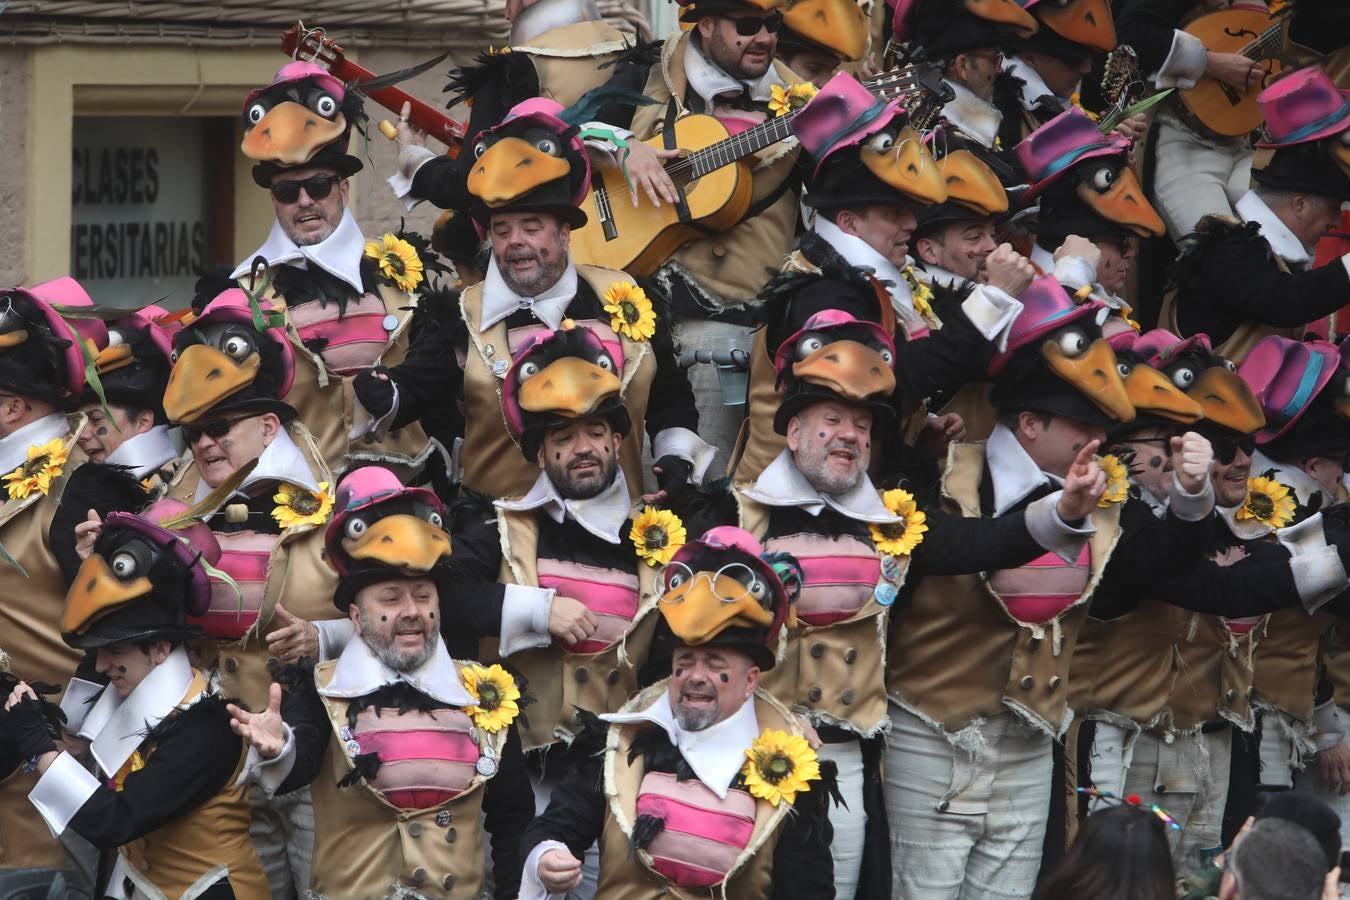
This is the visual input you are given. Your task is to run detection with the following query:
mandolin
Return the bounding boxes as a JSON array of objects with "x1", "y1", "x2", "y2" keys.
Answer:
[
  {"x1": 281, "y1": 22, "x2": 466, "y2": 157},
  {"x1": 569, "y1": 64, "x2": 950, "y2": 277},
  {"x1": 1177, "y1": 6, "x2": 1290, "y2": 138}
]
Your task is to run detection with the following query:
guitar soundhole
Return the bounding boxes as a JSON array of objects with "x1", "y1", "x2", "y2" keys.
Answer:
[{"x1": 1222, "y1": 26, "x2": 1257, "y2": 39}]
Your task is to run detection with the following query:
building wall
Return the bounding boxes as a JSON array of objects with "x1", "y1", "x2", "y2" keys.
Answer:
[{"x1": 0, "y1": 48, "x2": 31, "y2": 288}]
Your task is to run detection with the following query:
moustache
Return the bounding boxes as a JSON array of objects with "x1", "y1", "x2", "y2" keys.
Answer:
[
  {"x1": 391, "y1": 618, "x2": 427, "y2": 634},
  {"x1": 505, "y1": 249, "x2": 539, "y2": 263},
  {"x1": 568, "y1": 453, "x2": 602, "y2": 471}
]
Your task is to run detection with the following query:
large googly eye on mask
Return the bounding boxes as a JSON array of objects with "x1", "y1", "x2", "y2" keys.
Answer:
[
  {"x1": 109, "y1": 550, "x2": 139, "y2": 579},
  {"x1": 872, "y1": 342, "x2": 895, "y2": 366},
  {"x1": 473, "y1": 139, "x2": 489, "y2": 159},
  {"x1": 245, "y1": 102, "x2": 269, "y2": 127},
  {"x1": 1170, "y1": 365, "x2": 1197, "y2": 389},
  {"x1": 1055, "y1": 327, "x2": 1092, "y2": 358},
  {"x1": 864, "y1": 130, "x2": 898, "y2": 153},
  {"x1": 344, "y1": 517, "x2": 368, "y2": 541},
  {"x1": 535, "y1": 137, "x2": 560, "y2": 157},
  {"x1": 1084, "y1": 163, "x2": 1116, "y2": 193},
  {"x1": 517, "y1": 360, "x2": 541, "y2": 381},
  {"x1": 796, "y1": 332, "x2": 826, "y2": 359},
  {"x1": 309, "y1": 92, "x2": 338, "y2": 119},
  {"x1": 1116, "y1": 360, "x2": 1133, "y2": 378},
  {"x1": 1340, "y1": 131, "x2": 1350, "y2": 148},
  {"x1": 594, "y1": 351, "x2": 616, "y2": 373},
  {"x1": 427, "y1": 511, "x2": 444, "y2": 530},
  {"x1": 1222, "y1": 359, "x2": 1238, "y2": 373},
  {"x1": 220, "y1": 329, "x2": 255, "y2": 362}
]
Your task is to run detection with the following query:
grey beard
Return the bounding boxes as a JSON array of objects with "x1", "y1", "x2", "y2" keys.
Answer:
[
  {"x1": 674, "y1": 703, "x2": 717, "y2": 732},
  {"x1": 359, "y1": 608, "x2": 440, "y2": 672}
]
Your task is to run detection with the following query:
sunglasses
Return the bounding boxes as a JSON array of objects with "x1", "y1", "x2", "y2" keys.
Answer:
[
  {"x1": 725, "y1": 11, "x2": 783, "y2": 36},
  {"x1": 270, "y1": 174, "x2": 340, "y2": 204},
  {"x1": 182, "y1": 415, "x2": 255, "y2": 445},
  {"x1": 1210, "y1": 436, "x2": 1256, "y2": 465}
]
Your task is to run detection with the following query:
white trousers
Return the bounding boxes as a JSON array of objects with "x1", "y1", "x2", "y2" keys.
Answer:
[
  {"x1": 670, "y1": 317, "x2": 751, "y2": 482},
  {"x1": 249, "y1": 784, "x2": 315, "y2": 899},
  {"x1": 818, "y1": 740, "x2": 867, "y2": 900},
  {"x1": 884, "y1": 703, "x2": 1052, "y2": 900},
  {"x1": 1152, "y1": 109, "x2": 1253, "y2": 244},
  {"x1": 1086, "y1": 720, "x2": 1141, "y2": 800},
  {"x1": 531, "y1": 769, "x2": 599, "y2": 900},
  {"x1": 1125, "y1": 729, "x2": 1232, "y2": 872},
  {"x1": 1258, "y1": 710, "x2": 1299, "y2": 789}
]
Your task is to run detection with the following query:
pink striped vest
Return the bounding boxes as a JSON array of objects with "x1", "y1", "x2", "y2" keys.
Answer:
[
  {"x1": 763, "y1": 533, "x2": 880, "y2": 626},
  {"x1": 537, "y1": 558, "x2": 640, "y2": 654},
  {"x1": 349, "y1": 706, "x2": 481, "y2": 809},
  {"x1": 189, "y1": 530, "x2": 276, "y2": 639},
  {"x1": 987, "y1": 544, "x2": 1093, "y2": 624},
  {"x1": 635, "y1": 771, "x2": 757, "y2": 888},
  {"x1": 289, "y1": 293, "x2": 393, "y2": 376}
]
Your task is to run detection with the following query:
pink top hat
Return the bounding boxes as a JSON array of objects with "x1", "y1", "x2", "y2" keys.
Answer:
[
  {"x1": 18, "y1": 277, "x2": 95, "y2": 396},
  {"x1": 110, "y1": 308, "x2": 175, "y2": 367},
  {"x1": 191, "y1": 289, "x2": 296, "y2": 399},
  {"x1": 987, "y1": 276, "x2": 1102, "y2": 376},
  {"x1": 325, "y1": 466, "x2": 444, "y2": 574},
  {"x1": 890, "y1": 0, "x2": 916, "y2": 40},
  {"x1": 1237, "y1": 335, "x2": 1340, "y2": 443},
  {"x1": 791, "y1": 71, "x2": 904, "y2": 177},
  {"x1": 1256, "y1": 66, "x2": 1350, "y2": 149},
  {"x1": 1018, "y1": 108, "x2": 1129, "y2": 201},
  {"x1": 1128, "y1": 328, "x2": 1212, "y2": 369},
  {"x1": 107, "y1": 498, "x2": 223, "y2": 618},
  {"x1": 243, "y1": 60, "x2": 345, "y2": 114},
  {"x1": 771, "y1": 308, "x2": 896, "y2": 379}
]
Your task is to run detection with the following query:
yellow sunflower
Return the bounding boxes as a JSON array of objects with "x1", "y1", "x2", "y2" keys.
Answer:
[
  {"x1": 869, "y1": 488, "x2": 928, "y2": 556},
  {"x1": 902, "y1": 267, "x2": 935, "y2": 320},
  {"x1": 363, "y1": 233, "x2": 424, "y2": 293},
  {"x1": 1237, "y1": 476, "x2": 1296, "y2": 530},
  {"x1": 603, "y1": 282, "x2": 656, "y2": 342},
  {"x1": 1097, "y1": 454, "x2": 1129, "y2": 508},
  {"x1": 768, "y1": 82, "x2": 819, "y2": 118},
  {"x1": 3, "y1": 438, "x2": 70, "y2": 500},
  {"x1": 741, "y1": 728, "x2": 821, "y2": 807},
  {"x1": 1069, "y1": 91, "x2": 1101, "y2": 123},
  {"x1": 631, "y1": 507, "x2": 687, "y2": 567},
  {"x1": 461, "y1": 663, "x2": 521, "y2": 733},
  {"x1": 271, "y1": 482, "x2": 334, "y2": 529}
]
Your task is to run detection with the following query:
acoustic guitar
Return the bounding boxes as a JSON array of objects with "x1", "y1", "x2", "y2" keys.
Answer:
[
  {"x1": 569, "y1": 65, "x2": 949, "y2": 277},
  {"x1": 1177, "y1": 6, "x2": 1290, "y2": 138}
]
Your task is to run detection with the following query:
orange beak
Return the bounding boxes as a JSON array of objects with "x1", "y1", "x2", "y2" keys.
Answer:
[
  {"x1": 1189, "y1": 366, "x2": 1266, "y2": 435},
  {"x1": 467, "y1": 137, "x2": 571, "y2": 208},
  {"x1": 240, "y1": 101, "x2": 348, "y2": 167},
  {"x1": 343, "y1": 514, "x2": 452, "y2": 573},
  {"x1": 939, "y1": 149, "x2": 1008, "y2": 217},
  {"x1": 94, "y1": 343, "x2": 135, "y2": 374},
  {"x1": 783, "y1": 0, "x2": 870, "y2": 62},
  {"x1": 1043, "y1": 336, "x2": 1136, "y2": 422},
  {"x1": 791, "y1": 339, "x2": 897, "y2": 400},
  {"x1": 660, "y1": 574, "x2": 775, "y2": 646},
  {"x1": 1124, "y1": 364, "x2": 1203, "y2": 424},
  {"x1": 861, "y1": 125, "x2": 948, "y2": 205},
  {"x1": 1076, "y1": 166, "x2": 1166, "y2": 238},
  {"x1": 965, "y1": 0, "x2": 1039, "y2": 38},
  {"x1": 0, "y1": 331, "x2": 28, "y2": 350},
  {"x1": 518, "y1": 357, "x2": 623, "y2": 419},
  {"x1": 1037, "y1": 0, "x2": 1117, "y2": 52},
  {"x1": 63, "y1": 554, "x2": 153, "y2": 636},
  {"x1": 163, "y1": 344, "x2": 261, "y2": 425}
]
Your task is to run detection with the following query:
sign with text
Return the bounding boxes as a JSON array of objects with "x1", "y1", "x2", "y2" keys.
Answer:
[{"x1": 70, "y1": 117, "x2": 213, "y2": 308}]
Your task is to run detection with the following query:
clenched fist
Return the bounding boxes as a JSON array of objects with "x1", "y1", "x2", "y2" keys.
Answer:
[
  {"x1": 1170, "y1": 431, "x2": 1214, "y2": 495},
  {"x1": 1053, "y1": 234, "x2": 1102, "y2": 276},
  {"x1": 1057, "y1": 440, "x2": 1107, "y2": 522},
  {"x1": 984, "y1": 244, "x2": 1036, "y2": 298}
]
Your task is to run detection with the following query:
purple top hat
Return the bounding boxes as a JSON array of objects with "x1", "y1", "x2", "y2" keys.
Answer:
[
  {"x1": 325, "y1": 466, "x2": 444, "y2": 574},
  {"x1": 192, "y1": 289, "x2": 296, "y2": 399},
  {"x1": 1237, "y1": 335, "x2": 1341, "y2": 444},
  {"x1": 106, "y1": 498, "x2": 223, "y2": 618},
  {"x1": 1018, "y1": 108, "x2": 1130, "y2": 201},
  {"x1": 987, "y1": 276, "x2": 1102, "y2": 376},
  {"x1": 791, "y1": 71, "x2": 903, "y2": 178},
  {"x1": 1256, "y1": 66, "x2": 1350, "y2": 149},
  {"x1": 771, "y1": 308, "x2": 896, "y2": 379}
]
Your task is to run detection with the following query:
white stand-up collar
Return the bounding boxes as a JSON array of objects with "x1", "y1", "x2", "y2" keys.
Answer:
[
  {"x1": 740, "y1": 448, "x2": 898, "y2": 524},
  {"x1": 80, "y1": 647, "x2": 194, "y2": 778},
  {"x1": 1252, "y1": 449, "x2": 1334, "y2": 510},
  {"x1": 1003, "y1": 56, "x2": 1071, "y2": 112},
  {"x1": 192, "y1": 427, "x2": 318, "y2": 503},
  {"x1": 684, "y1": 34, "x2": 787, "y2": 111},
  {"x1": 0, "y1": 413, "x2": 70, "y2": 475},
  {"x1": 322, "y1": 633, "x2": 476, "y2": 707},
  {"x1": 941, "y1": 79, "x2": 1004, "y2": 149},
  {"x1": 495, "y1": 468, "x2": 631, "y2": 543},
  {"x1": 479, "y1": 255, "x2": 578, "y2": 332},
  {"x1": 1236, "y1": 190, "x2": 1312, "y2": 268},
  {"x1": 815, "y1": 217, "x2": 916, "y2": 318},
  {"x1": 233, "y1": 209, "x2": 368, "y2": 296},
  {"x1": 986, "y1": 423, "x2": 1064, "y2": 517},
  {"x1": 105, "y1": 425, "x2": 178, "y2": 479},
  {"x1": 602, "y1": 690, "x2": 760, "y2": 799}
]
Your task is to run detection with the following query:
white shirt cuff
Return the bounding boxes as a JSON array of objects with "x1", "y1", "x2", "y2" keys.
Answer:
[
  {"x1": 349, "y1": 382, "x2": 401, "y2": 445},
  {"x1": 386, "y1": 144, "x2": 438, "y2": 210},
  {"x1": 580, "y1": 121, "x2": 636, "y2": 167},
  {"x1": 1153, "y1": 30, "x2": 1209, "y2": 89},
  {"x1": 1290, "y1": 546, "x2": 1349, "y2": 613},
  {"x1": 315, "y1": 618, "x2": 357, "y2": 662},
  {"x1": 1167, "y1": 472, "x2": 1215, "y2": 522},
  {"x1": 1026, "y1": 491, "x2": 1095, "y2": 563},
  {"x1": 1340, "y1": 254, "x2": 1350, "y2": 279},
  {"x1": 960, "y1": 285, "x2": 1023, "y2": 351},
  {"x1": 239, "y1": 722, "x2": 298, "y2": 798},
  {"x1": 28, "y1": 751, "x2": 99, "y2": 837},
  {"x1": 60, "y1": 678, "x2": 105, "y2": 736},
  {"x1": 1051, "y1": 255, "x2": 1098, "y2": 291},
  {"x1": 521, "y1": 840, "x2": 573, "y2": 900},
  {"x1": 652, "y1": 426, "x2": 718, "y2": 485},
  {"x1": 501, "y1": 585, "x2": 556, "y2": 657}
]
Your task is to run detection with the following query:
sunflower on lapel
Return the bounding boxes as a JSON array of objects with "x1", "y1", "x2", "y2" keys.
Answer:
[
  {"x1": 271, "y1": 481, "x2": 334, "y2": 529},
  {"x1": 461, "y1": 664, "x2": 521, "y2": 733},
  {"x1": 364, "y1": 233, "x2": 425, "y2": 293},
  {"x1": 742, "y1": 728, "x2": 821, "y2": 807},
  {"x1": 870, "y1": 488, "x2": 928, "y2": 556},
  {"x1": 769, "y1": 82, "x2": 818, "y2": 118},
  {"x1": 1097, "y1": 454, "x2": 1130, "y2": 508},
  {"x1": 3, "y1": 438, "x2": 70, "y2": 500},
  {"x1": 900, "y1": 267, "x2": 937, "y2": 322},
  {"x1": 1238, "y1": 475, "x2": 1296, "y2": 530},
  {"x1": 603, "y1": 282, "x2": 656, "y2": 342},
  {"x1": 631, "y1": 507, "x2": 687, "y2": 566}
]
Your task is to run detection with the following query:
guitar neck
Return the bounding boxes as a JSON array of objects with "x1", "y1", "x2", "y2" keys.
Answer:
[{"x1": 1241, "y1": 20, "x2": 1286, "y2": 60}]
